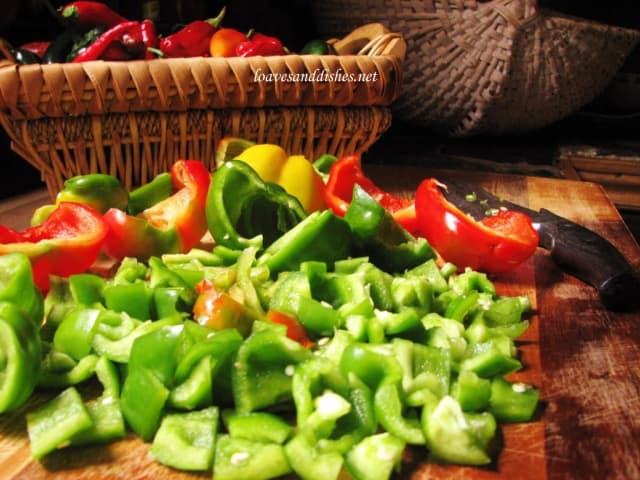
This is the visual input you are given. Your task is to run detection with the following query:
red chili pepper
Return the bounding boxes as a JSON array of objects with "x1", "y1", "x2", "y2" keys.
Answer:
[
  {"x1": 159, "y1": 7, "x2": 226, "y2": 58},
  {"x1": 61, "y1": 1, "x2": 129, "y2": 32},
  {"x1": 323, "y1": 154, "x2": 419, "y2": 234},
  {"x1": 235, "y1": 31, "x2": 287, "y2": 57},
  {"x1": 72, "y1": 20, "x2": 140, "y2": 62},
  {"x1": 122, "y1": 19, "x2": 159, "y2": 59},
  {"x1": 0, "y1": 202, "x2": 107, "y2": 292},
  {"x1": 102, "y1": 160, "x2": 211, "y2": 261},
  {"x1": 18, "y1": 41, "x2": 51, "y2": 59},
  {"x1": 414, "y1": 178, "x2": 539, "y2": 273}
]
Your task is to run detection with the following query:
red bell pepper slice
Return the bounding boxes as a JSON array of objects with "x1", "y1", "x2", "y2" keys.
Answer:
[
  {"x1": 323, "y1": 154, "x2": 419, "y2": 234},
  {"x1": 0, "y1": 202, "x2": 107, "y2": 292},
  {"x1": 102, "y1": 160, "x2": 211, "y2": 261},
  {"x1": 414, "y1": 178, "x2": 539, "y2": 273}
]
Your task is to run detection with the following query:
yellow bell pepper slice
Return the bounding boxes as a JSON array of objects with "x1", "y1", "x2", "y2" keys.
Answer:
[{"x1": 234, "y1": 144, "x2": 326, "y2": 213}]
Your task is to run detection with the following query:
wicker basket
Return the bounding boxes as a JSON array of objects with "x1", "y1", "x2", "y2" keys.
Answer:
[
  {"x1": 0, "y1": 23, "x2": 406, "y2": 196},
  {"x1": 311, "y1": 0, "x2": 640, "y2": 137}
]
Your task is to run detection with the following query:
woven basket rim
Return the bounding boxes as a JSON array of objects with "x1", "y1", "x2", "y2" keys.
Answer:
[{"x1": 0, "y1": 23, "x2": 406, "y2": 120}]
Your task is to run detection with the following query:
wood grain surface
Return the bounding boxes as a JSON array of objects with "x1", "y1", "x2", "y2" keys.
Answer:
[{"x1": 1, "y1": 166, "x2": 639, "y2": 479}]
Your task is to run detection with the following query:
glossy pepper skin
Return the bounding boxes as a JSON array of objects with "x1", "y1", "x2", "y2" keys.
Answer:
[
  {"x1": 72, "y1": 20, "x2": 140, "y2": 62},
  {"x1": 209, "y1": 28, "x2": 248, "y2": 57},
  {"x1": 61, "y1": 1, "x2": 129, "y2": 32},
  {"x1": 206, "y1": 160, "x2": 307, "y2": 251},
  {"x1": 0, "y1": 282, "x2": 43, "y2": 413},
  {"x1": 324, "y1": 154, "x2": 419, "y2": 234},
  {"x1": 414, "y1": 178, "x2": 539, "y2": 273},
  {"x1": 102, "y1": 160, "x2": 211, "y2": 261},
  {"x1": 234, "y1": 144, "x2": 326, "y2": 213},
  {"x1": 236, "y1": 32, "x2": 287, "y2": 57},
  {"x1": 0, "y1": 202, "x2": 108, "y2": 292},
  {"x1": 159, "y1": 7, "x2": 226, "y2": 58}
]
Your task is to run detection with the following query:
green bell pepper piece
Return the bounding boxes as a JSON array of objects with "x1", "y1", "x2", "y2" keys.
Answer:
[
  {"x1": 213, "y1": 434, "x2": 292, "y2": 480},
  {"x1": 150, "y1": 406, "x2": 219, "y2": 471},
  {"x1": 169, "y1": 355, "x2": 213, "y2": 410},
  {"x1": 489, "y1": 376, "x2": 539, "y2": 422},
  {"x1": 120, "y1": 366, "x2": 170, "y2": 441},
  {"x1": 422, "y1": 395, "x2": 496, "y2": 466},
  {"x1": 344, "y1": 432, "x2": 406, "y2": 480},
  {"x1": 224, "y1": 411, "x2": 293, "y2": 444},
  {"x1": 339, "y1": 343, "x2": 402, "y2": 392},
  {"x1": 0, "y1": 252, "x2": 44, "y2": 325},
  {"x1": 285, "y1": 433, "x2": 344, "y2": 480},
  {"x1": 103, "y1": 281, "x2": 153, "y2": 320},
  {"x1": 257, "y1": 209, "x2": 352, "y2": 276},
  {"x1": 0, "y1": 301, "x2": 42, "y2": 413},
  {"x1": 344, "y1": 185, "x2": 434, "y2": 273},
  {"x1": 233, "y1": 323, "x2": 313, "y2": 413},
  {"x1": 451, "y1": 370, "x2": 491, "y2": 412},
  {"x1": 206, "y1": 159, "x2": 307, "y2": 250},
  {"x1": 68, "y1": 273, "x2": 105, "y2": 306},
  {"x1": 148, "y1": 256, "x2": 197, "y2": 309},
  {"x1": 53, "y1": 307, "x2": 101, "y2": 361},
  {"x1": 70, "y1": 356, "x2": 125, "y2": 446},
  {"x1": 37, "y1": 353, "x2": 99, "y2": 388},
  {"x1": 26, "y1": 387, "x2": 94, "y2": 459},
  {"x1": 127, "y1": 171, "x2": 172, "y2": 215}
]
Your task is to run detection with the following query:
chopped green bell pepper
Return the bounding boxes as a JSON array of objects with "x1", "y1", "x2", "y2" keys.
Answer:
[
  {"x1": 213, "y1": 434, "x2": 292, "y2": 480},
  {"x1": 150, "y1": 406, "x2": 219, "y2": 471}
]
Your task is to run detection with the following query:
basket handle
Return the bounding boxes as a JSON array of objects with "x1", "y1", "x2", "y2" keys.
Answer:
[{"x1": 328, "y1": 23, "x2": 406, "y2": 61}]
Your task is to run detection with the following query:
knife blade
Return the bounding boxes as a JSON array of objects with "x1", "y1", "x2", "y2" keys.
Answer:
[{"x1": 440, "y1": 179, "x2": 640, "y2": 312}]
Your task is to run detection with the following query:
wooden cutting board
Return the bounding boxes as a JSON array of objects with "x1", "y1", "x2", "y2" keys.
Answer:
[{"x1": 0, "y1": 166, "x2": 639, "y2": 479}]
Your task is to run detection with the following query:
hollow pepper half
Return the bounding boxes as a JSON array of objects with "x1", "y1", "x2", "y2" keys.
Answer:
[
  {"x1": 414, "y1": 178, "x2": 539, "y2": 273},
  {"x1": 323, "y1": 154, "x2": 419, "y2": 234},
  {"x1": 102, "y1": 160, "x2": 211, "y2": 261},
  {"x1": 0, "y1": 202, "x2": 107, "y2": 292},
  {"x1": 234, "y1": 144, "x2": 326, "y2": 213}
]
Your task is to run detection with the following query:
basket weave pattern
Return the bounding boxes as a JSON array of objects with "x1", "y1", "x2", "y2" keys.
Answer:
[
  {"x1": 311, "y1": 0, "x2": 640, "y2": 136},
  {"x1": 0, "y1": 24, "x2": 404, "y2": 195}
]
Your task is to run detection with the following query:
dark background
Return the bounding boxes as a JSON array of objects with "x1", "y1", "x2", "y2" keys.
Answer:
[{"x1": 0, "y1": 1, "x2": 639, "y2": 200}]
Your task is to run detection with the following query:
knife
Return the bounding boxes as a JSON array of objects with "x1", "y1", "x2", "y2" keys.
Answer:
[{"x1": 440, "y1": 179, "x2": 640, "y2": 312}]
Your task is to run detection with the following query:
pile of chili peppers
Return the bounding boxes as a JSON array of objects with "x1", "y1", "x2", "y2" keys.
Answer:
[{"x1": 9, "y1": 1, "x2": 314, "y2": 64}]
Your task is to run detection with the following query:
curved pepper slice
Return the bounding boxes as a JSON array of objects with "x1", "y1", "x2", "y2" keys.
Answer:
[
  {"x1": 0, "y1": 202, "x2": 107, "y2": 292},
  {"x1": 414, "y1": 178, "x2": 539, "y2": 273},
  {"x1": 0, "y1": 301, "x2": 42, "y2": 413},
  {"x1": 323, "y1": 154, "x2": 419, "y2": 233},
  {"x1": 206, "y1": 160, "x2": 307, "y2": 251},
  {"x1": 102, "y1": 160, "x2": 211, "y2": 261},
  {"x1": 234, "y1": 144, "x2": 326, "y2": 213}
]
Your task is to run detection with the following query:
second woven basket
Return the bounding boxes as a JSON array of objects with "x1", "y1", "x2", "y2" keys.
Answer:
[{"x1": 312, "y1": 0, "x2": 640, "y2": 136}]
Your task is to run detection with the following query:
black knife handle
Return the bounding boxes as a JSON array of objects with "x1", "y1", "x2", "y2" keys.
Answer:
[{"x1": 537, "y1": 209, "x2": 640, "y2": 311}]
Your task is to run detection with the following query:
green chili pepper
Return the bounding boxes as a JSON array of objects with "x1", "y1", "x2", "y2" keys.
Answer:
[
  {"x1": 206, "y1": 160, "x2": 307, "y2": 250},
  {"x1": 300, "y1": 39, "x2": 334, "y2": 55}
]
